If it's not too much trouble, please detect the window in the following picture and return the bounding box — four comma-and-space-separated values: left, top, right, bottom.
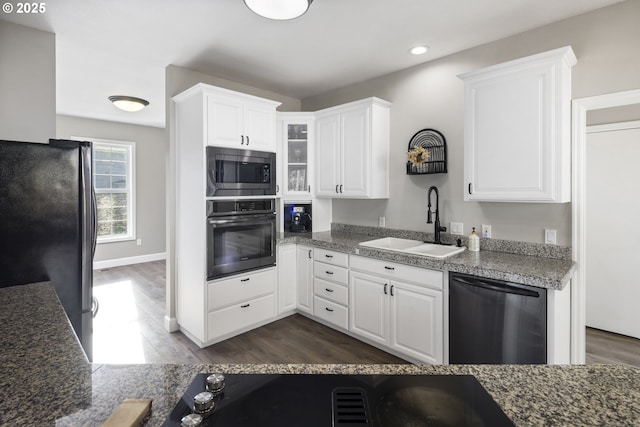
91, 138, 136, 243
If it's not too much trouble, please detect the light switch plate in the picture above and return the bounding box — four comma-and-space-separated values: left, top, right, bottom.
545, 229, 557, 245
450, 222, 464, 235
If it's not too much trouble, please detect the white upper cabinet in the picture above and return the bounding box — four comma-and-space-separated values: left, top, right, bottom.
315, 97, 391, 199
459, 46, 576, 203
278, 112, 315, 197
175, 83, 280, 153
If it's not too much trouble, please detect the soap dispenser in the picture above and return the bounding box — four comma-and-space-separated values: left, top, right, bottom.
468, 227, 480, 252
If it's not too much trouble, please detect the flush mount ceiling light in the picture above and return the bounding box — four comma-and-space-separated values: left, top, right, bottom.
410, 46, 430, 55
244, 0, 313, 20
108, 95, 149, 112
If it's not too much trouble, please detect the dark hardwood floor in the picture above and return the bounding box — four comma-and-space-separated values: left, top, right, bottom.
586, 327, 640, 368
94, 261, 640, 368
92, 261, 406, 365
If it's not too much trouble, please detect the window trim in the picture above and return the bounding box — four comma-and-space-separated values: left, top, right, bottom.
75, 136, 136, 244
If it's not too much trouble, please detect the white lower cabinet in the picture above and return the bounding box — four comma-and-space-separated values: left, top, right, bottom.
277, 244, 297, 314
296, 245, 314, 314
206, 268, 276, 343
312, 249, 349, 330
349, 256, 444, 364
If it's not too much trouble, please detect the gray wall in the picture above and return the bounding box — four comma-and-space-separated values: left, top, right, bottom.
57, 115, 166, 263
0, 20, 55, 143
301, 0, 640, 246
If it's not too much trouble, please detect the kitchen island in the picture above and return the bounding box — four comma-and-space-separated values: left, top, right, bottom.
2, 282, 639, 426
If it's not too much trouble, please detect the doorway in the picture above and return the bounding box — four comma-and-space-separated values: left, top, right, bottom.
571, 89, 640, 364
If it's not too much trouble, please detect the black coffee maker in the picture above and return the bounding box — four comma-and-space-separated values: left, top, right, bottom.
284, 203, 312, 233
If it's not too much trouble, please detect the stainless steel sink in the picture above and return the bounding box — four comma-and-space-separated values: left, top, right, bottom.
359, 237, 465, 259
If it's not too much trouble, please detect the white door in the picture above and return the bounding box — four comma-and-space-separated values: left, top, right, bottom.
244, 102, 276, 152
277, 244, 297, 313
349, 271, 388, 345
585, 123, 640, 339
389, 281, 443, 364
340, 107, 370, 197
315, 114, 341, 196
207, 95, 243, 147
296, 245, 313, 314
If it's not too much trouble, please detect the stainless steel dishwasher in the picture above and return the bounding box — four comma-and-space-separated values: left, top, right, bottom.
449, 272, 547, 364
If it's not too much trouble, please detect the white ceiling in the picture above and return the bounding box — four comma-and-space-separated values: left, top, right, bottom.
2, 0, 624, 128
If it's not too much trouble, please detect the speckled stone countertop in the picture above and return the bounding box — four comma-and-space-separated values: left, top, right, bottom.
2, 282, 640, 426
278, 228, 575, 290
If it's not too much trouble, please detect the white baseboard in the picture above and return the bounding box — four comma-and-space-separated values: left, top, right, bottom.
93, 252, 166, 270
165, 315, 179, 333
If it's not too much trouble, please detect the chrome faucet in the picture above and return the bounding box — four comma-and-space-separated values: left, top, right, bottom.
427, 186, 447, 244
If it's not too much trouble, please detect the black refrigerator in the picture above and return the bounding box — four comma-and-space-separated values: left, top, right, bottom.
0, 139, 96, 360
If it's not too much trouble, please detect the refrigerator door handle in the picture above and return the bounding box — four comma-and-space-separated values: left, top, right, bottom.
91, 297, 99, 318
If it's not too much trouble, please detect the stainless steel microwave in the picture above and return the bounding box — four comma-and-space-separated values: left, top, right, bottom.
206, 147, 276, 197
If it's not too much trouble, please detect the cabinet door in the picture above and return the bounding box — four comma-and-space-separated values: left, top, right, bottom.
244, 102, 276, 152
207, 95, 244, 147
315, 114, 341, 196
389, 281, 443, 364
282, 118, 314, 196
277, 244, 297, 314
340, 107, 370, 197
296, 245, 314, 314
349, 271, 388, 345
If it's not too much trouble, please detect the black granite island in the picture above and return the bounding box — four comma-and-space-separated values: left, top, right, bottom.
2, 282, 639, 426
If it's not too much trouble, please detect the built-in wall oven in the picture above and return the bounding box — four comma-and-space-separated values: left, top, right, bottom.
206, 199, 276, 280
206, 147, 276, 197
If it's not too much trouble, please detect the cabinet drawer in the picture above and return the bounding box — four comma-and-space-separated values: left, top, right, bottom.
313, 296, 348, 330
313, 261, 348, 285
207, 294, 275, 340
314, 277, 348, 306
208, 268, 276, 311
314, 248, 348, 267
350, 256, 443, 290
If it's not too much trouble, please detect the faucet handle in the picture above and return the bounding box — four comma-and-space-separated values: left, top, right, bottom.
426, 209, 433, 224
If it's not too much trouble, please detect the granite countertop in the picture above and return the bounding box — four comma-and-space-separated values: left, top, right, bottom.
278, 229, 575, 290
6, 282, 639, 426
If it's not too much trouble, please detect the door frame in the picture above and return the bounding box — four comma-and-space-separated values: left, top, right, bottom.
571, 88, 640, 364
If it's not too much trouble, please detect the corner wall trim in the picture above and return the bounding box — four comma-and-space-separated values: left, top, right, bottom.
93, 252, 166, 270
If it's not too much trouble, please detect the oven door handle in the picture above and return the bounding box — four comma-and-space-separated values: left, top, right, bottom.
208, 213, 275, 226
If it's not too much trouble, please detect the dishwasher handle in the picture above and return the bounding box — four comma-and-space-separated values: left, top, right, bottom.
453, 275, 541, 298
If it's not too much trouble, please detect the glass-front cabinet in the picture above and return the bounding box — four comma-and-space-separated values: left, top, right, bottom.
278, 113, 314, 197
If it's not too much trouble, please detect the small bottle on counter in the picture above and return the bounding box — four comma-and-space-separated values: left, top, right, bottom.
468, 227, 480, 252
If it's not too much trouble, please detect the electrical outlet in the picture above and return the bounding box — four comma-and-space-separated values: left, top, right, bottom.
450, 222, 464, 235
136, 239, 142, 246
378, 216, 386, 227
545, 229, 557, 245
481, 224, 492, 239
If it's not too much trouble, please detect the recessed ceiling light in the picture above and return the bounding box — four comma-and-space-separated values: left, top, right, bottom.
410, 46, 430, 55
108, 96, 149, 112
244, 0, 313, 20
